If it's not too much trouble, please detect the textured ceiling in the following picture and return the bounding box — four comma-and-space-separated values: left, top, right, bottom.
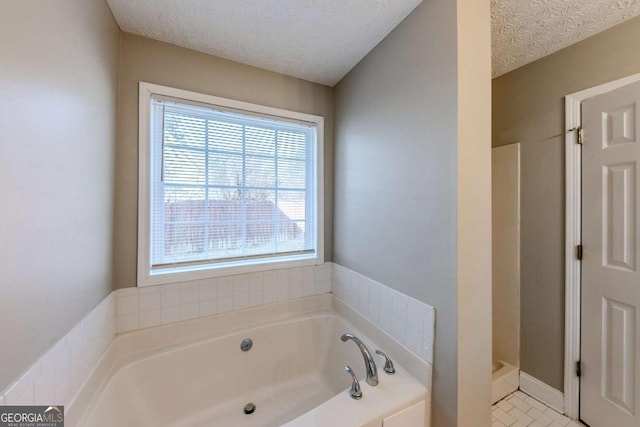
105, 0, 422, 86
492, 0, 640, 77
106, 0, 640, 83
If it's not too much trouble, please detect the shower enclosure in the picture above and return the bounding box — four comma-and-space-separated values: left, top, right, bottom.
491, 143, 521, 403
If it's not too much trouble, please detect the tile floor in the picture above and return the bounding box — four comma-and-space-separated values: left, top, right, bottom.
492, 391, 586, 427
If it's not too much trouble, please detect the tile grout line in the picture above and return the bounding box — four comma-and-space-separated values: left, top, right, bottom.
492, 390, 587, 427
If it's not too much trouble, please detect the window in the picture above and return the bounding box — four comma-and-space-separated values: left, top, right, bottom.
138, 83, 324, 286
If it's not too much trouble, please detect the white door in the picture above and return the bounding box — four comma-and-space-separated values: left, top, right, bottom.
581, 80, 640, 427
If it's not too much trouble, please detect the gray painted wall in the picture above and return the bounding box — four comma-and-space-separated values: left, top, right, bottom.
334, 1, 459, 425
114, 33, 335, 289
493, 15, 640, 391
0, 0, 119, 391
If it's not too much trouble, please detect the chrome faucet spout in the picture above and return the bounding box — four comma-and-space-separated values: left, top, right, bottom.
340, 333, 378, 386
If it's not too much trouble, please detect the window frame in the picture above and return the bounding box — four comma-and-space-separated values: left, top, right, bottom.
137, 82, 324, 287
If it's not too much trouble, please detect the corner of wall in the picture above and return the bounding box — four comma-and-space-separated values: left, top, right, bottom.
456, 0, 493, 424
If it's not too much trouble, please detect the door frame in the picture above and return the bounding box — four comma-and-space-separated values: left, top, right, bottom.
564, 71, 640, 419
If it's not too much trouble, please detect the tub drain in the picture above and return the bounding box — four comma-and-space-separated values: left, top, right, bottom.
243, 403, 256, 415
240, 338, 253, 352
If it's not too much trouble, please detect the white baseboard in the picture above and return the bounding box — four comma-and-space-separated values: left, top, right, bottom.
519, 371, 564, 413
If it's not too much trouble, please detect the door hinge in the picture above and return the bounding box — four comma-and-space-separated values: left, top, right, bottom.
576, 361, 582, 378
576, 244, 583, 260
568, 127, 583, 144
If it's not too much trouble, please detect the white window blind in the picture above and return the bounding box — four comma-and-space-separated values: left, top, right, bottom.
149, 96, 318, 270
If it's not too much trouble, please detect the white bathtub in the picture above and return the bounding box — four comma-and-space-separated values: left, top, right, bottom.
492, 360, 519, 404
68, 295, 429, 426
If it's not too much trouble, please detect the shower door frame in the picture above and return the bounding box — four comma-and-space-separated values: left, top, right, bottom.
564, 71, 640, 420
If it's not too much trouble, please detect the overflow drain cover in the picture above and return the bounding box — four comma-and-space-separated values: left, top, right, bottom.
244, 403, 256, 415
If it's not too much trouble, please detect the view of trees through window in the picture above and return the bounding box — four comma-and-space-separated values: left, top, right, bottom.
151, 103, 315, 266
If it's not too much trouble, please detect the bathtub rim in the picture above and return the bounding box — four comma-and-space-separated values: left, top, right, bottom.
67, 294, 331, 423
491, 359, 519, 404
67, 293, 431, 425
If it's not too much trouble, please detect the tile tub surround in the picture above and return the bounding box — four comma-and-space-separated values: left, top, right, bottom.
0, 263, 330, 409
68, 294, 430, 426
115, 263, 332, 333
0, 293, 115, 407
3, 261, 434, 414
331, 263, 435, 365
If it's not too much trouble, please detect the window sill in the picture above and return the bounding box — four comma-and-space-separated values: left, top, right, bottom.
137, 253, 323, 287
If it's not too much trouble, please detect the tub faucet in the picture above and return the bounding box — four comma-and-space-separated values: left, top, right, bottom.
344, 365, 362, 399
340, 333, 378, 386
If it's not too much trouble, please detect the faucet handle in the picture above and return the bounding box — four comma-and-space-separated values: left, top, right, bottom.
344, 365, 362, 399
375, 350, 396, 374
